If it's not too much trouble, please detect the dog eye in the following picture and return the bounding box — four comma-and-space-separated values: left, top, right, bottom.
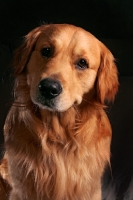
41, 47, 52, 58
76, 59, 88, 70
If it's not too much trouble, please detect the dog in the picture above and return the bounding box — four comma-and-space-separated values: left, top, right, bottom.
0, 24, 118, 200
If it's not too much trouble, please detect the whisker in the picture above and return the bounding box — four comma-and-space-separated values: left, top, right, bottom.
82, 98, 92, 104
73, 104, 81, 119
12, 102, 27, 107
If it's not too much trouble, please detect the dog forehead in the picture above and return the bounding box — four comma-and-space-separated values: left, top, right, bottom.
35, 24, 77, 47
35, 24, 99, 51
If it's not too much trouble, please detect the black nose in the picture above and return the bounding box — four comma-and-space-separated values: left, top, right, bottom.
38, 78, 62, 99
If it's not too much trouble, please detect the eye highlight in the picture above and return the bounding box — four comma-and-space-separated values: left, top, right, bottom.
76, 59, 88, 70
41, 47, 52, 58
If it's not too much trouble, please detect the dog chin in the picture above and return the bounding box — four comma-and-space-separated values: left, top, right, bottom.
32, 95, 76, 112
38, 104, 71, 112
33, 100, 71, 112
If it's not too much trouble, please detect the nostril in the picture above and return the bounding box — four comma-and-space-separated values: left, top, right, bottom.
50, 86, 60, 96
39, 78, 62, 99
38, 84, 48, 96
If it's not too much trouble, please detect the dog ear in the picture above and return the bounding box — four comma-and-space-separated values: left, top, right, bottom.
13, 26, 42, 75
96, 42, 119, 104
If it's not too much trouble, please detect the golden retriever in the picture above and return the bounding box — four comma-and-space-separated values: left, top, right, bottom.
0, 24, 118, 200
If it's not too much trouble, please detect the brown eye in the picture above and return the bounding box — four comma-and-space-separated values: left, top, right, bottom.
41, 47, 52, 58
76, 59, 88, 70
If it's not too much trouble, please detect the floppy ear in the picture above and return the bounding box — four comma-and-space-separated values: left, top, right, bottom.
13, 26, 42, 75
96, 42, 119, 104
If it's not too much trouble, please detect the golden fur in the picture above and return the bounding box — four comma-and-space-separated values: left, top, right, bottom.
0, 24, 118, 200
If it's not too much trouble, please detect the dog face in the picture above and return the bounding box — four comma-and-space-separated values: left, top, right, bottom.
14, 24, 118, 112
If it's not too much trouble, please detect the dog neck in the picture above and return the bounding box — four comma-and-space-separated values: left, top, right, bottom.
38, 106, 80, 149
33, 101, 101, 151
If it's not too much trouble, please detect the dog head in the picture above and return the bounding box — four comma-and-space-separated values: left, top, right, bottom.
13, 24, 118, 112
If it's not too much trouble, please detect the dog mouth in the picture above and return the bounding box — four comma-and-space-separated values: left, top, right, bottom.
32, 78, 82, 112
37, 97, 57, 111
